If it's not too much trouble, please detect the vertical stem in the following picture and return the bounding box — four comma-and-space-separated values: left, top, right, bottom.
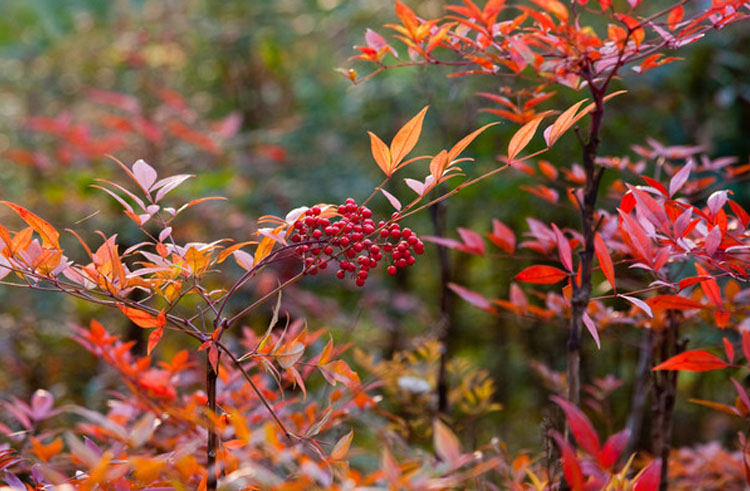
567, 86, 606, 406
206, 352, 219, 491
625, 328, 653, 458
430, 197, 453, 415
652, 312, 683, 491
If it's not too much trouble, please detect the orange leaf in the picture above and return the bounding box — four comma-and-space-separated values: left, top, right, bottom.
594, 233, 615, 293
147, 327, 164, 356
118, 305, 166, 328
544, 99, 587, 147
368, 131, 391, 175
330, 430, 354, 461
0, 201, 60, 249
446, 122, 499, 163
667, 5, 684, 30
390, 106, 429, 170
31, 436, 63, 462
653, 350, 729, 372
514, 265, 568, 284
508, 115, 544, 161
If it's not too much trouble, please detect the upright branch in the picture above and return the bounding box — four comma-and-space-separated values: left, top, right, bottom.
568, 82, 606, 405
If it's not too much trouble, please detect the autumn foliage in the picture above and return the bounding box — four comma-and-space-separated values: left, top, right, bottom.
1, 0, 750, 489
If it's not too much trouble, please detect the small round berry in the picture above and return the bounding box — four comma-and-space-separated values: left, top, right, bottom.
380, 229, 389, 238
353, 242, 364, 252
340, 237, 350, 247
396, 258, 407, 268
390, 229, 401, 239
387, 265, 397, 275
311, 206, 321, 215
291, 234, 301, 242
324, 246, 334, 255
355, 278, 365, 287
358, 271, 369, 280
319, 261, 328, 270
369, 245, 380, 254
407, 256, 416, 265
312, 229, 322, 239
337, 270, 346, 279
361, 208, 372, 219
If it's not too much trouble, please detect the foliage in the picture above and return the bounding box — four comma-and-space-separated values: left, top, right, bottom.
0, 0, 749, 489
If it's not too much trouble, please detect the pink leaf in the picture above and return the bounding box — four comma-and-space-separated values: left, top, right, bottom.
448, 283, 497, 313
132, 159, 158, 192
582, 312, 601, 349
620, 294, 653, 318
669, 160, 692, 197
380, 188, 402, 211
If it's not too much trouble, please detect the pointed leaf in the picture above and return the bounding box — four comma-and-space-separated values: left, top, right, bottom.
433, 419, 461, 464
0, 202, 60, 249
368, 131, 391, 175
620, 294, 653, 318
390, 106, 429, 169
551, 396, 600, 457
544, 99, 587, 146
653, 350, 729, 372
514, 265, 568, 284
448, 283, 497, 313
594, 232, 615, 293
147, 327, 163, 356
582, 312, 601, 349
508, 115, 544, 161
117, 305, 166, 328
330, 430, 354, 461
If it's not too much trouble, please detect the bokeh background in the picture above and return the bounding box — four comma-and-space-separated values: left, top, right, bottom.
0, 0, 748, 459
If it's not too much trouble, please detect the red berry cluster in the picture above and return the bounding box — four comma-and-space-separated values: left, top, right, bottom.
290, 198, 424, 286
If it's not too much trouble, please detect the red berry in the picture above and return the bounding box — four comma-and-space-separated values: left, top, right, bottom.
324, 246, 333, 255
337, 270, 345, 279
355, 278, 365, 287
387, 265, 397, 275
396, 258, 407, 268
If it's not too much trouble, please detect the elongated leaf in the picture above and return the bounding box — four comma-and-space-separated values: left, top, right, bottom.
633, 459, 661, 491
582, 312, 601, 350
448, 283, 497, 313
544, 99, 587, 147
598, 429, 629, 469
433, 419, 461, 465
330, 430, 354, 461
508, 115, 544, 161
653, 350, 729, 372
147, 327, 163, 356
446, 122, 499, 163
0, 202, 60, 249
550, 431, 584, 491
594, 232, 615, 293
620, 294, 653, 318
514, 265, 568, 284
117, 305, 166, 328
551, 396, 600, 457
368, 131, 391, 175
552, 224, 572, 272
390, 106, 429, 169
487, 218, 515, 253
646, 295, 704, 311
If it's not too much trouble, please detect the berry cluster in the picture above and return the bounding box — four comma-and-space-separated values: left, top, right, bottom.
290, 198, 424, 286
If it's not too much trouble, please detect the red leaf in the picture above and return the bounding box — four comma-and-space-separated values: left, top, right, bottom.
514, 265, 568, 284
633, 459, 662, 491
448, 283, 497, 313
732, 378, 750, 413
695, 263, 722, 307
487, 218, 515, 254
598, 429, 629, 469
724, 337, 735, 364
551, 396, 600, 457
550, 431, 584, 491
594, 232, 615, 293
646, 295, 704, 311
457, 227, 485, 255
743, 331, 750, 363
653, 350, 729, 372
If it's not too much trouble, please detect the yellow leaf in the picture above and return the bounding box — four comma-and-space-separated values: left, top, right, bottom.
508, 115, 544, 161
390, 106, 429, 171
185, 246, 209, 276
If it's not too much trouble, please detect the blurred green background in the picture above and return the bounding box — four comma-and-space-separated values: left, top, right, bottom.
0, 0, 748, 457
